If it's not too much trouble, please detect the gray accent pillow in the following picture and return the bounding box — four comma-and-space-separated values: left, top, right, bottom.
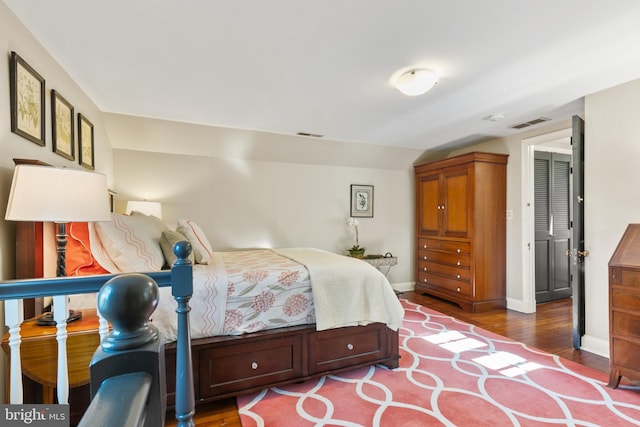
160, 229, 195, 266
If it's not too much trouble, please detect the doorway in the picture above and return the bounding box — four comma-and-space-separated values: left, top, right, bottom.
534, 151, 572, 303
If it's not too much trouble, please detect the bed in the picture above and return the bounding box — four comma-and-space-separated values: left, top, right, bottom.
52, 211, 403, 407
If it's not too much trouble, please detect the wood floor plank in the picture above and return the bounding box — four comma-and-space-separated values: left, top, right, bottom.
166, 291, 608, 426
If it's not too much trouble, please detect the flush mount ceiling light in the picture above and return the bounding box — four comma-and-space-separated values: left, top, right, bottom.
394, 68, 439, 96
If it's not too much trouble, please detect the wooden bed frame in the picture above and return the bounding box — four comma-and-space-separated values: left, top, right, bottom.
15, 220, 400, 411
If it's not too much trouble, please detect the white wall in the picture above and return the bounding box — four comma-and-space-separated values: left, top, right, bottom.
0, 2, 114, 402
582, 78, 640, 356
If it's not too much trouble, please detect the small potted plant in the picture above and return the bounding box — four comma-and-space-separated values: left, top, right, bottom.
347, 217, 365, 258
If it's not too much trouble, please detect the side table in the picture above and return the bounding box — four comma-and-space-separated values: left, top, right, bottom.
1, 309, 101, 423
363, 256, 397, 278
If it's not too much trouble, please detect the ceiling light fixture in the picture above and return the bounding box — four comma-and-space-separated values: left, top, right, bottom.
394, 68, 439, 96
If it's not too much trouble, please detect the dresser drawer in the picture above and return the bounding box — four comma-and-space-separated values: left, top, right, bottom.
309, 324, 386, 374
620, 269, 640, 288
418, 238, 470, 254
418, 262, 470, 281
612, 311, 640, 338
611, 289, 640, 311
418, 249, 470, 268
199, 335, 303, 398
417, 272, 471, 296
611, 337, 640, 370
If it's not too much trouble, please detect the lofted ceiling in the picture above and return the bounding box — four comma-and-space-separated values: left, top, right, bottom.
5, 0, 640, 151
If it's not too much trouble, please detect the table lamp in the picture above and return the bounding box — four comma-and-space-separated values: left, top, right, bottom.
5, 164, 112, 324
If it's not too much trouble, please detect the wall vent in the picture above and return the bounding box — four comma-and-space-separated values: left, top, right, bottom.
296, 132, 324, 138
510, 117, 551, 130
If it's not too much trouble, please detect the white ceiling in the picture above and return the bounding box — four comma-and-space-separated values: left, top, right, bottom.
6, 0, 640, 151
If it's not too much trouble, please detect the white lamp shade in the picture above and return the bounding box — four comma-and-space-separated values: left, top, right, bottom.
5, 165, 111, 222
126, 200, 162, 219
395, 68, 439, 96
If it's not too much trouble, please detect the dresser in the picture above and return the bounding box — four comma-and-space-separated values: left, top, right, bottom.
608, 224, 640, 388
414, 152, 508, 312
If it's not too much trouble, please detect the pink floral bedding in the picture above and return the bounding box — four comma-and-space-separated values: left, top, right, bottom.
220, 249, 315, 335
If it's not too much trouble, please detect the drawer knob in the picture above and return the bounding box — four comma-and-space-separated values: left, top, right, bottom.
457, 248, 461, 253
457, 261, 461, 266
423, 256, 427, 260
423, 244, 427, 249
423, 267, 427, 271
251, 362, 258, 370
347, 343, 354, 350
457, 287, 461, 292
424, 278, 427, 282
457, 274, 461, 279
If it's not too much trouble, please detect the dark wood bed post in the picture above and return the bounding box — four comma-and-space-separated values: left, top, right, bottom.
171, 241, 195, 426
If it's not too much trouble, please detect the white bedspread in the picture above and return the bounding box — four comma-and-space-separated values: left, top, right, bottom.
274, 248, 404, 331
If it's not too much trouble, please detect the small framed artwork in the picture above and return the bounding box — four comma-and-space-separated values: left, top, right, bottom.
9, 51, 46, 146
350, 184, 374, 218
78, 113, 95, 170
51, 90, 75, 160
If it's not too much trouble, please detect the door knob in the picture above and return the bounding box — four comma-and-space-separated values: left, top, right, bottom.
578, 250, 589, 257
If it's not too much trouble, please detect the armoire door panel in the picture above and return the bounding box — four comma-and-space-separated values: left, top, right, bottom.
442, 169, 469, 237
418, 174, 441, 236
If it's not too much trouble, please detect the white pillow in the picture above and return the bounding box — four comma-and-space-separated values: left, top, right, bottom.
176, 219, 213, 264
94, 212, 168, 272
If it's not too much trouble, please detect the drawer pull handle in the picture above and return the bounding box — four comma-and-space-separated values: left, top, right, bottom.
347, 343, 354, 350
251, 362, 258, 370
457, 274, 461, 279
457, 287, 461, 292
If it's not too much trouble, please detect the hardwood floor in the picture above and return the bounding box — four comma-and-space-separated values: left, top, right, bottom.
165, 291, 609, 426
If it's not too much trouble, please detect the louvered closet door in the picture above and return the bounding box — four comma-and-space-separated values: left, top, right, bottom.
534, 151, 572, 303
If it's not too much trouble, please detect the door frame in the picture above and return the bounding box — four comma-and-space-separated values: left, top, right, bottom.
521, 128, 572, 313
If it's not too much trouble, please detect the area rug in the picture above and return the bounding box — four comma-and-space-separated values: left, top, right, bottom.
237, 299, 640, 426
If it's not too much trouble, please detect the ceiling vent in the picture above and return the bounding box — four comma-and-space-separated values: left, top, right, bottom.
510, 117, 551, 130
296, 132, 324, 138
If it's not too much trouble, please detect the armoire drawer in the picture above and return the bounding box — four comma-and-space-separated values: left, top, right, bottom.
418, 238, 470, 254
418, 249, 470, 268
418, 261, 470, 281
309, 324, 386, 374
417, 272, 471, 296
199, 335, 303, 398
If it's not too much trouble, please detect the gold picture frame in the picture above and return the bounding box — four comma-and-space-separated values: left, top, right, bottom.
78, 113, 95, 170
51, 90, 75, 161
9, 51, 46, 146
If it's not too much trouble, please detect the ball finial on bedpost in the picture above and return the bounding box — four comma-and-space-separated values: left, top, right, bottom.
173, 240, 193, 265
97, 273, 160, 351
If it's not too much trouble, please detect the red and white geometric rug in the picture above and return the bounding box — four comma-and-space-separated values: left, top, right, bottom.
237, 299, 640, 426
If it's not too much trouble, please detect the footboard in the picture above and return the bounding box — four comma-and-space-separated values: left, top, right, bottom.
164, 322, 400, 406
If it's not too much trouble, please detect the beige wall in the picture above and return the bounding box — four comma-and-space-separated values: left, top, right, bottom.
0, 3, 114, 402
108, 113, 425, 291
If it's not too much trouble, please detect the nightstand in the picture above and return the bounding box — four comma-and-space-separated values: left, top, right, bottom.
1, 309, 101, 423
363, 256, 397, 278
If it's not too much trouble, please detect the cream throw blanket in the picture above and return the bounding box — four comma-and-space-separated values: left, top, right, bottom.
274, 248, 404, 331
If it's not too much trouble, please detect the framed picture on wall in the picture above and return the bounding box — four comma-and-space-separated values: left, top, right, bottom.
51, 90, 75, 160
78, 113, 95, 170
350, 184, 374, 218
9, 51, 46, 146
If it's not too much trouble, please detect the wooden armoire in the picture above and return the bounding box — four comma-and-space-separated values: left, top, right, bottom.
414, 152, 508, 312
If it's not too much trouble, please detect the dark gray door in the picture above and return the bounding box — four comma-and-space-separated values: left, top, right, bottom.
534, 151, 572, 303
571, 115, 586, 349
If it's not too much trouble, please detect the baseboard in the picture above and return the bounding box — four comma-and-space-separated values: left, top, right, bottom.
506, 297, 535, 314
392, 281, 414, 293
580, 334, 610, 359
